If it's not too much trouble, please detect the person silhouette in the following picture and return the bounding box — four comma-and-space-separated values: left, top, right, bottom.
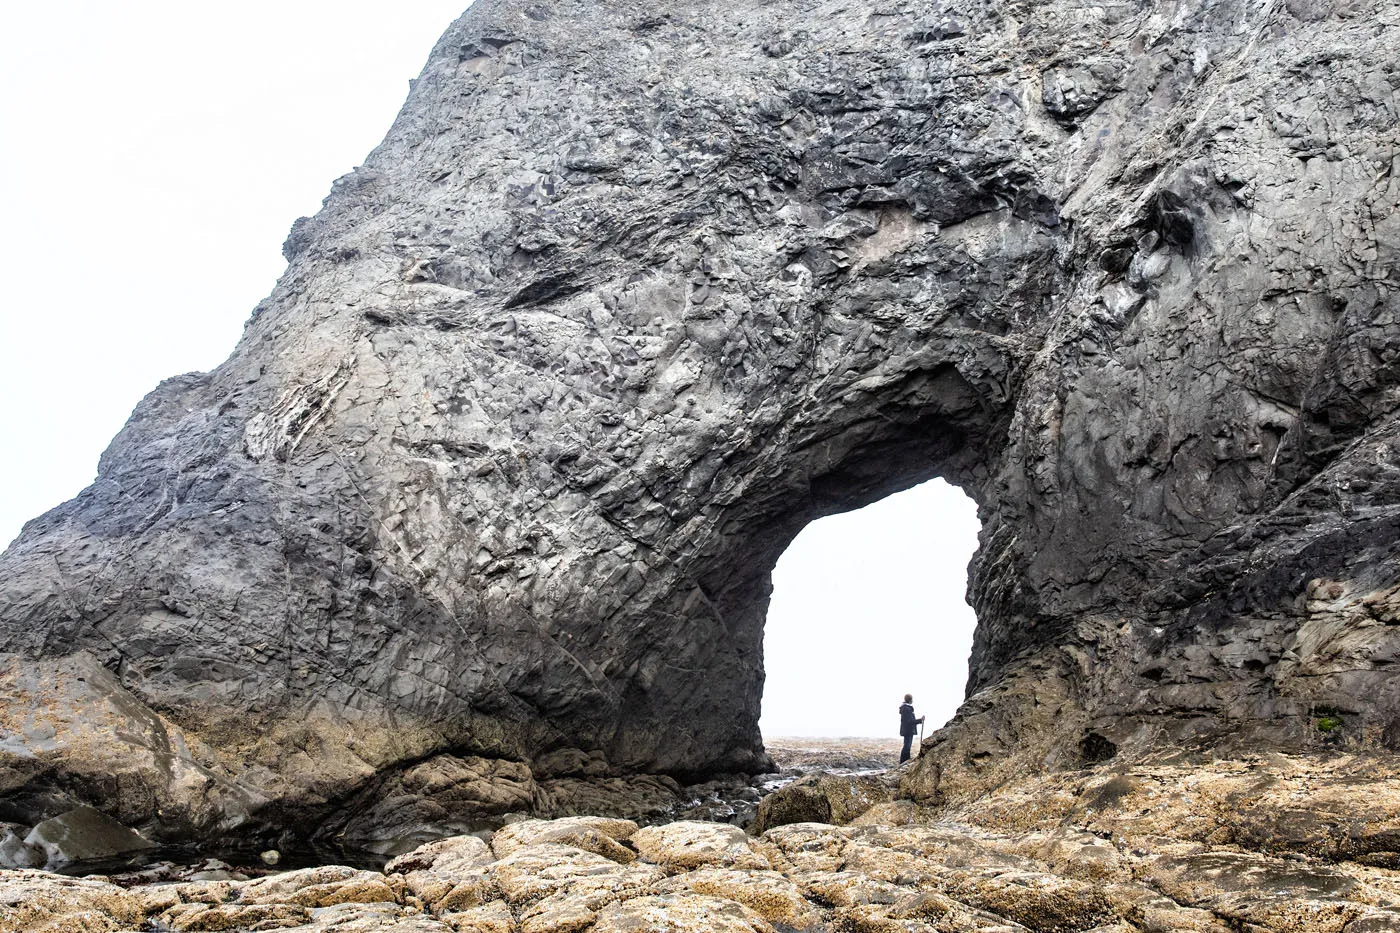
898, 693, 925, 763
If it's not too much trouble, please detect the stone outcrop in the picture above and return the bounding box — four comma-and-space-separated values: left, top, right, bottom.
19, 807, 155, 870
10, 753, 1400, 933
0, 0, 1398, 840
752, 773, 895, 835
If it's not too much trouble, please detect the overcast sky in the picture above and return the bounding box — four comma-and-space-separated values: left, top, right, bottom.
761, 479, 980, 739
0, 1, 981, 742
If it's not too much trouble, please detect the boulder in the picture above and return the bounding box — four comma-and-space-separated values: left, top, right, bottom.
590, 895, 775, 933
514, 864, 664, 933
758, 823, 848, 873
23, 806, 154, 868
490, 817, 638, 863
847, 825, 1034, 873
0, 870, 143, 933
439, 901, 515, 933
632, 821, 771, 871
929, 868, 1120, 933
282, 902, 457, 933
387, 835, 496, 877
792, 870, 905, 909
518, 899, 592, 933
751, 774, 891, 834
832, 893, 1023, 933
997, 830, 1130, 884
3, 752, 1399, 933
653, 868, 822, 929
0, 821, 41, 869
847, 801, 926, 829
1346, 911, 1400, 933
399, 868, 498, 915
237, 865, 400, 908
159, 902, 311, 931
489, 843, 635, 905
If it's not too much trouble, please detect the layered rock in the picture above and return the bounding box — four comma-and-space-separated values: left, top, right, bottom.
1, 0, 1398, 839
11, 754, 1400, 933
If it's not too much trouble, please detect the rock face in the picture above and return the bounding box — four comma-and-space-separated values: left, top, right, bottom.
0, 0, 1398, 838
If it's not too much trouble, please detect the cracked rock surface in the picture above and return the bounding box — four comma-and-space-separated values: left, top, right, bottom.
0, 0, 1398, 839
10, 754, 1400, 933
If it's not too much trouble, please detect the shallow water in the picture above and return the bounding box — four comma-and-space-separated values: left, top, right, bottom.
54, 839, 392, 882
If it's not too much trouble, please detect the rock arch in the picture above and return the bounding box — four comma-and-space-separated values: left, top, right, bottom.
2, 0, 1398, 840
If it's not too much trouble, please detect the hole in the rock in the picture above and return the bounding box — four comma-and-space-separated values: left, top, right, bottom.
759, 478, 980, 744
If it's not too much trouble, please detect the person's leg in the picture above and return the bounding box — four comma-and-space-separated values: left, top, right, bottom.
900, 732, 913, 763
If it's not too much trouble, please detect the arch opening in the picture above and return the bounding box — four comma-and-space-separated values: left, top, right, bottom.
758, 478, 981, 745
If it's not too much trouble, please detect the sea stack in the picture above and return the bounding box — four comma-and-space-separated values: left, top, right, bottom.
1, 0, 1398, 847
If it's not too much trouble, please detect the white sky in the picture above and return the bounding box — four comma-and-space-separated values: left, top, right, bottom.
0, 2, 982, 741
760, 479, 980, 740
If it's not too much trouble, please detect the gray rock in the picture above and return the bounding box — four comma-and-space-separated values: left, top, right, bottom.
752, 773, 891, 834
0, 0, 1398, 842
0, 822, 42, 869
24, 807, 154, 868
333, 754, 537, 854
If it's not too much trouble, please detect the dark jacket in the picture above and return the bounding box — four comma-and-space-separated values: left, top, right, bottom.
899, 702, 918, 737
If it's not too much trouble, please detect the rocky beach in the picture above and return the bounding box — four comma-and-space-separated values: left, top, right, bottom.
10, 743, 1400, 932
3, 0, 1400, 926
0, 739, 890, 876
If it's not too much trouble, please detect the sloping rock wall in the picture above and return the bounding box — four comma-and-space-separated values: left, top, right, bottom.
0, 0, 1398, 839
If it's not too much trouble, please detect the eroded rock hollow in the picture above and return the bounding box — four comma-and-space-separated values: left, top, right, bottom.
1, 0, 1397, 844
